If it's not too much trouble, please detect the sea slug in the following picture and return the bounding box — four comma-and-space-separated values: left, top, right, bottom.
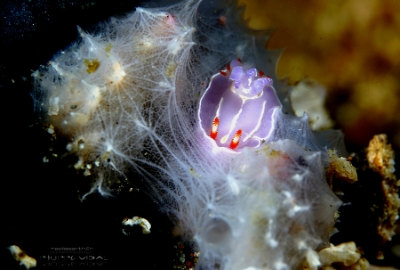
199, 58, 281, 151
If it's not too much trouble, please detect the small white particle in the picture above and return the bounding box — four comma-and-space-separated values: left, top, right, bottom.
8, 245, 37, 269
122, 216, 151, 234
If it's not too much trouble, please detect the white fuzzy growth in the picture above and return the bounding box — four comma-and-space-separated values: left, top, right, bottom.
185, 138, 340, 270
32, 1, 199, 189
32, 0, 342, 269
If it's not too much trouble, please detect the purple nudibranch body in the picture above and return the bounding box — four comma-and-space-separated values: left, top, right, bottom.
199, 59, 281, 151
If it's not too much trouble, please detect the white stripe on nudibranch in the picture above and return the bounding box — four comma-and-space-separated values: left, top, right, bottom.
215, 97, 224, 118
223, 106, 243, 145
243, 100, 267, 142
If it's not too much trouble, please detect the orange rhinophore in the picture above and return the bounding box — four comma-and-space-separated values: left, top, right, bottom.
229, 129, 242, 149
210, 117, 219, 139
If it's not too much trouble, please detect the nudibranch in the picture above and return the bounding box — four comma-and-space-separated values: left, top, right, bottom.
199, 59, 281, 151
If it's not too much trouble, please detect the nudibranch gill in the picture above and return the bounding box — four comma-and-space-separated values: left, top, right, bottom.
199, 59, 282, 151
